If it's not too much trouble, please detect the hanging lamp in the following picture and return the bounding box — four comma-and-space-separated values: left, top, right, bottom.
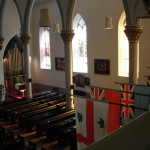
39, 0, 52, 27
105, 0, 113, 29
53, 23, 60, 32
105, 16, 113, 29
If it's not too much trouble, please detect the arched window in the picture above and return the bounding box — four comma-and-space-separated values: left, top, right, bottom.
39, 27, 51, 69
72, 13, 87, 73
118, 12, 129, 77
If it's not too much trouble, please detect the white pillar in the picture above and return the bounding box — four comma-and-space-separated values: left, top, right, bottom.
20, 34, 32, 99
60, 30, 75, 111
124, 25, 142, 84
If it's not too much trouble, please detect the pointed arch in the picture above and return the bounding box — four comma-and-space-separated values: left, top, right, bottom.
118, 12, 129, 77
72, 13, 87, 73
3, 35, 23, 77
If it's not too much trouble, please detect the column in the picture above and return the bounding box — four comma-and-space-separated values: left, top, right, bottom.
20, 34, 32, 99
0, 36, 4, 50
60, 30, 75, 111
124, 25, 142, 84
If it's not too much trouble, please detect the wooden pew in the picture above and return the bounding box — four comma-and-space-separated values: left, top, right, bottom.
7, 96, 66, 122
0, 125, 5, 134
18, 144, 36, 150
36, 110, 75, 136
0, 136, 25, 150
0, 92, 62, 120
0, 92, 58, 110
0, 91, 77, 150
0, 132, 14, 145
46, 116, 76, 140
26, 104, 66, 131
32, 91, 51, 98
0, 90, 50, 108
0, 98, 22, 107
57, 125, 77, 150
18, 101, 67, 128
3, 91, 51, 105
0, 93, 58, 119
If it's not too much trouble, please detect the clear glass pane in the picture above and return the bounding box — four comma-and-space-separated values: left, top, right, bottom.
73, 15, 87, 73
118, 13, 129, 77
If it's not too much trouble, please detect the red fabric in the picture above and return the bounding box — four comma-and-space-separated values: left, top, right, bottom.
9, 91, 38, 99
77, 100, 95, 145
89, 88, 105, 100
104, 90, 121, 134
120, 84, 135, 118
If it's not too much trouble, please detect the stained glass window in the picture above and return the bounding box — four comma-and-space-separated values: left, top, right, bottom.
39, 27, 51, 69
73, 14, 87, 73
118, 12, 129, 77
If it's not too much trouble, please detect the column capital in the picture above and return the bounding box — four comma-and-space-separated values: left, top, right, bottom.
60, 30, 75, 44
20, 34, 31, 45
0, 36, 4, 50
124, 25, 142, 43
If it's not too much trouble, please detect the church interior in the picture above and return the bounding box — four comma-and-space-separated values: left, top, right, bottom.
0, 0, 150, 150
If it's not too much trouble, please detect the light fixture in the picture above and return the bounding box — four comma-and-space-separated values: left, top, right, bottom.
105, 0, 113, 29
105, 16, 113, 29
53, 23, 60, 32
39, 0, 52, 27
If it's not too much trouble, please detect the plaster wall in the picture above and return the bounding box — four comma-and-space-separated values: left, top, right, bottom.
31, 0, 150, 92
138, 19, 150, 84
31, 1, 65, 88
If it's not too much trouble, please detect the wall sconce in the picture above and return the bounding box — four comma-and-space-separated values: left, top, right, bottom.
39, 0, 52, 27
105, 16, 113, 29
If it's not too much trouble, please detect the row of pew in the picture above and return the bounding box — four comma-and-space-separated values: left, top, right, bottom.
0, 91, 77, 150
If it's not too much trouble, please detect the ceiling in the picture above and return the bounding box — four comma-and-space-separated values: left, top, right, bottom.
34, 0, 55, 5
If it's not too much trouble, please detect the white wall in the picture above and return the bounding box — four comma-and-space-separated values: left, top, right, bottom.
74, 0, 125, 91
0, 0, 21, 85
31, 0, 150, 92
31, 1, 65, 88
139, 19, 150, 84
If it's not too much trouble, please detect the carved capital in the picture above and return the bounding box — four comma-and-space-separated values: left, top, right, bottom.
20, 34, 31, 45
124, 26, 142, 43
0, 37, 4, 51
60, 30, 75, 44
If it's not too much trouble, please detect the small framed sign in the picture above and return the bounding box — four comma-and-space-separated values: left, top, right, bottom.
55, 57, 65, 71
75, 74, 85, 87
85, 77, 90, 86
94, 59, 110, 75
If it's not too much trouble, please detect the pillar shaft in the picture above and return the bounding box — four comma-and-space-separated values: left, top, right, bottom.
20, 34, 32, 99
124, 25, 142, 84
60, 30, 75, 111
